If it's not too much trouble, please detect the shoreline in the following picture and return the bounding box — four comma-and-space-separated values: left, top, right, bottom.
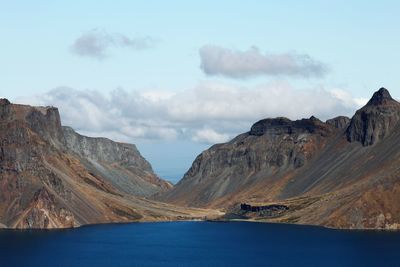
1, 218, 399, 232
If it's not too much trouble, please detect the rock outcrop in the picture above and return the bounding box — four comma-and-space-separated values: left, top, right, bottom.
159, 88, 400, 230
62, 126, 171, 196
0, 99, 215, 229
346, 88, 400, 146
160, 116, 336, 207
3, 87, 400, 230
326, 116, 350, 129
249, 116, 331, 137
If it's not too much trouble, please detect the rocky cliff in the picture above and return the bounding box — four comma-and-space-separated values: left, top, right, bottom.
0, 100, 215, 229
346, 88, 400, 146
63, 126, 171, 196
159, 88, 400, 230
160, 116, 337, 207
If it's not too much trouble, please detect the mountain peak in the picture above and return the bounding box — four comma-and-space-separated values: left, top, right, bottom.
249, 116, 329, 137
366, 87, 395, 106
0, 98, 10, 106
346, 87, 400, 146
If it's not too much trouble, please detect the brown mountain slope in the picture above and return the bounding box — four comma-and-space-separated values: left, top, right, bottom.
159, 88, 400, 229
0, 99, 218, 229
62, 126, 172, 197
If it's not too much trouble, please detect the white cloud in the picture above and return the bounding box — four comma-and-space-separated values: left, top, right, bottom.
200, 45, 328, 79
16, 82, 364, 145
354, 98, 369, 107
331, 89, 370, 108
192, 128, 230, 144
71, 29, 156, 59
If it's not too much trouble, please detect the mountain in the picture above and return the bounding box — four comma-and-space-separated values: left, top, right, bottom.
62, 126, 172, 197
159, 88, 400, 229
0, 99, 217, 229
346, 88, 400, 146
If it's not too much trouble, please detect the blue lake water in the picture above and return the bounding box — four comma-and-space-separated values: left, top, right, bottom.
1, 221, 399, 267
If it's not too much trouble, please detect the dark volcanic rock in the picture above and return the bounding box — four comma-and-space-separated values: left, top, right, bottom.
326, 116, 350, 129
0, 98, 10, 105
346, 88, 400, 146
0, 100, 177, 229
240, 203, 289, 213
160, 116, 337, 206
250, 116, 330, 137
160, 88, 400, 229
366, 87, 395, 106
0, 99, 11, 120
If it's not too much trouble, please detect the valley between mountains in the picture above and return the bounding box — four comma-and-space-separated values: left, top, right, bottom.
1, 88, 399, 230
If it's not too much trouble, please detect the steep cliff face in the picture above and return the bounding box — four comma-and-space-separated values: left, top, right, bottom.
346, 88, 400, 146
326, 116, 350, 129
63, 126, 152, 170
160, 116, 338, 207
160, 88, 400, 229
0, 100, 73, 228
62, 126, 171, 196
249, 116, 331, 137
0, 100, 212, 229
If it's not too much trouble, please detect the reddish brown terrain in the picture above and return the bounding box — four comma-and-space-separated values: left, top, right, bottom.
160, 88, 400, 230
0, 99, 219, 229
2, 87, 399, 230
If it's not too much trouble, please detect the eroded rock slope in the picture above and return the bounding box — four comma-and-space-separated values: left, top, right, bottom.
0, 100, 214, 229
160, 88, 400, 229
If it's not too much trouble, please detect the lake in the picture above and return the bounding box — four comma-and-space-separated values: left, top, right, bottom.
0, 221, 399, 267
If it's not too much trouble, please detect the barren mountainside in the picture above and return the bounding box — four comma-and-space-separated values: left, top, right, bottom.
0, 99, 216, 229
1, 87, 399, 230
62, 126, 172, 197
160, 88, 400, 230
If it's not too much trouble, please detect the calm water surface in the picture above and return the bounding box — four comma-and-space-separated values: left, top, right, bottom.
0, 221, 399, 267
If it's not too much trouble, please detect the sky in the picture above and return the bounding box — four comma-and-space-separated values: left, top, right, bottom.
1, 1, 400, 182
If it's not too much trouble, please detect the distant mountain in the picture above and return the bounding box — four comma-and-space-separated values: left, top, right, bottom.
62, 126, 172, 197
159, 88, 400, 230
0, 99, 216, 229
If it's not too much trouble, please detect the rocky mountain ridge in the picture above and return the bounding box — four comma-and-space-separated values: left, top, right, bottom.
159, 88, 400, 230
2, 87, 400, 230
346, 88, 400, 146
0, 99, 216, 229
62, 126, 172, 196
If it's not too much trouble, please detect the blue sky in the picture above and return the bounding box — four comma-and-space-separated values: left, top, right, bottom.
1, 1, 400, 182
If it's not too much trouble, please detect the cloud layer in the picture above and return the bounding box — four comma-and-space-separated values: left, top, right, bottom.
200, 45, 328, 79
18, 82, 365, 144
71, 29, 156, 59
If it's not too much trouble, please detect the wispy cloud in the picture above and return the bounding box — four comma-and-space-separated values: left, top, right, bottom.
192, 128, 230, 144
71, 29, 156, 59
17, 82, 363, 145
200, 45, 328, 79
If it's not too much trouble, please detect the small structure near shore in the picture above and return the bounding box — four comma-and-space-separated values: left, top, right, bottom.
240, 203, 289, 217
